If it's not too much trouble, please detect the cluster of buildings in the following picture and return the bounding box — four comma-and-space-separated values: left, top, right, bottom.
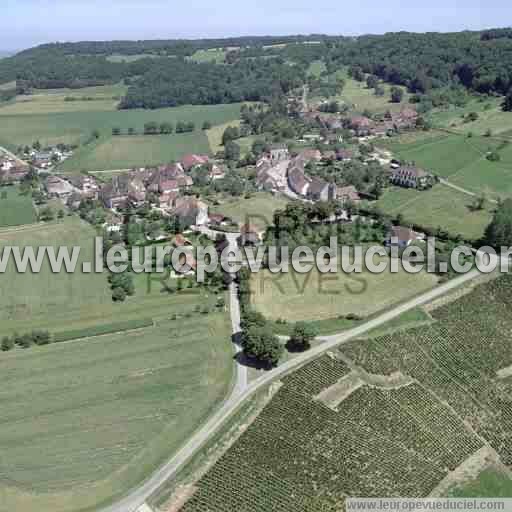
0, 153, 29, 184
347, 108, 419, 137
255, 145, 361, 204
45, 153, 217, 227
29, 147, 74, 171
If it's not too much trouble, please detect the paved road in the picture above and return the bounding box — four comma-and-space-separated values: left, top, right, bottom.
99, 259, 492, 512
438, 178, 498, 204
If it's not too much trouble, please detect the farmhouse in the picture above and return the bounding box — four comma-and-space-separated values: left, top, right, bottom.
288, 165, 310, 196
100, 174, 147, 209
46, 176, 77, 200
269, 144, 289, 163
299, 149, 322, 162
386, 225, 425, 248
307, 178, 336, 202
348, 116, 374, 136
390, 165, 431, 189
337, 185, 361, 205
172, 196, 209, 227
66, 175, 99, 199
240, 224, 261, 246
181, 154, 210, 172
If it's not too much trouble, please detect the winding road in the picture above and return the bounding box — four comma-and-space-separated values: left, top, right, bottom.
100, 250, 496, 512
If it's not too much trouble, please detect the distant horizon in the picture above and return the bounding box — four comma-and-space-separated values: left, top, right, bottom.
2, 25, 511, 54
2, 0, 507, 53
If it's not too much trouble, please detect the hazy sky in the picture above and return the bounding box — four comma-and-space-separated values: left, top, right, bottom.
1, 0, 507, 51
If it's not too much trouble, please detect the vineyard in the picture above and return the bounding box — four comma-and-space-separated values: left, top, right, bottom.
180, 348, 483, 511
343, 273, 512, 466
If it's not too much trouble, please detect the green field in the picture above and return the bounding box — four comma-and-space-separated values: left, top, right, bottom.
0, 84, 128, 115
180, 273, 512, 511
431, 97, 512, 137
0, 312, 234, 512
380, 130, 512, 200
106, 54, 163, 63
59, 132, 211, 172
448, 468, 512, 497
307, 59, 327, 78
376, 184, 493, 240
250, 264, 439, 323
326, 71, 410, 114
211, 192, 289, 230
0, 185, 37, 226
0, 218, 222, 336
0, 102, 242, 151
189, 48, 226, 64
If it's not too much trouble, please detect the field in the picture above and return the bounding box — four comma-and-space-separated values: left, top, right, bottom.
206, 120, 242, 154
376, 184, 493, 241
0, 312, 234, 512
0, 185, 37, 226
448, 468, 512, 497
431, 97, 512, 137
250, 264, 439, 323
326, 70, 410, 114
381, 127, 512, 200
0, 84, 128, 115
0, 217, 222, 336
189, 49, 226, 64
59, 132, 211, 172
0, 102, 242, 152
307, 59, 327, 78
211, 192, 289, 230
106, 53, 163, 63
177, 273, 512, 510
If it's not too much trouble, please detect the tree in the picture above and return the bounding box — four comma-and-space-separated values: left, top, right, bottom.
112, 286, 127, 302
39, 206, 55, 221
242, 325, 283, 368
472, 192, 487, 211
374, 85, 385, 97
222, 126, 240, 146
144, 121, 159, 135
483, 198, 512, 247
466, 111, 479, 122
287, 322, 318, 352
1, 336, 14, 351
57, 210, 65, 220
390, 86, 404, 103
159, 122, 174, 134
224, 140, 241, 161
91, 129, 101, 140
128, 127, 136, 135
502, 89, 512, 112
32, 140, 41, 151
366, 75, 378, 89
112, 127, 121, 136
202, 120, 212, 130
487, 151, 501, 162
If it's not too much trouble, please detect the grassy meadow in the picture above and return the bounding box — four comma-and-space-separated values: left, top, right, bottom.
0, 217, 224, 336
380, 130, 512, 200
448, 468, 512, 497
324, 70, 410, 114
0, 97, 241, 161
59, 132, 211, 172
189, 48, 226, 64
0, 312, 234, 512
206, 120, 242, 154
211, 192, 289, 230
0, 185, 37, 226
0, 84, 128, 116
376, 185, 493, 241
250, 264, 439, 323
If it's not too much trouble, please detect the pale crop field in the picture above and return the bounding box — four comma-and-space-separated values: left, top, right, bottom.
0, 312, 234, 512
250, 264, 439, 322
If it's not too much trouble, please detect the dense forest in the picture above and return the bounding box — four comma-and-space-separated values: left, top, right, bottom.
119, 58, 305, 109
2, 28, 512, 108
